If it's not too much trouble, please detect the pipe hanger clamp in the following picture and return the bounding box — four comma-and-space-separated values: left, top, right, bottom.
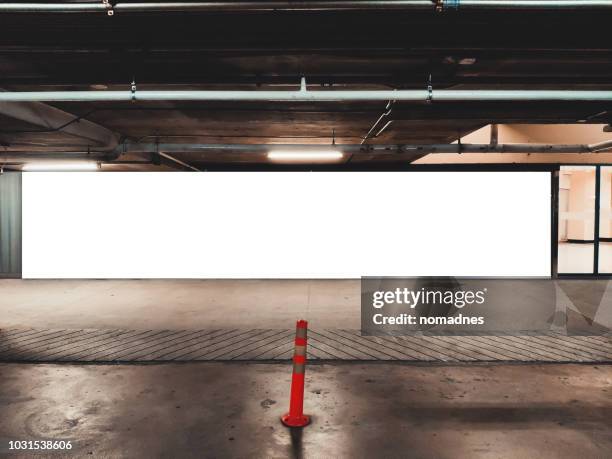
435, 0, 460, 12
102, 0, 114, 15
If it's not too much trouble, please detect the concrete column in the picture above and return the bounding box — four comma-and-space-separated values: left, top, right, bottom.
0, 171, 22, 278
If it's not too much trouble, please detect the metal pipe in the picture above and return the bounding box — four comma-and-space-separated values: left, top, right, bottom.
3, 139, 612, 164
587, 140, 612, 152
434, 90, 612, 101
0, 153, 111, 162
455, 1, 612, 10
0, 89, 425, 102
2, 89, 612, 103
2, 1, 612, 13
0, 3, 108, 13
0, 2, 432, 14
123, 142, 612, 154
115, 1, 434, 12
0, 1, 433, 13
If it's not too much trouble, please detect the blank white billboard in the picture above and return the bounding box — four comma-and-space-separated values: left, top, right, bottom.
22, 172, 551, 278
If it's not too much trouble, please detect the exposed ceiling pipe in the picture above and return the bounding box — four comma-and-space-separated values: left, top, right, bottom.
0, 3, 108, 13
2, 88, 612, 103
0, 152, 112, 162
3, 140, 612, 165
0, 152, 187, 171
450, 1, 612, 10
2, 1, 612, 14
0, 152, 199, 171
0, 1, 431, 14
588, 139, 612, 152
123, 141, 612, 154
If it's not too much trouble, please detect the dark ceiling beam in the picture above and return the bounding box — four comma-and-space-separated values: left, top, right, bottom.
6, 77, 612, 89
390, 103, 612, 123
1, 10, 611, 46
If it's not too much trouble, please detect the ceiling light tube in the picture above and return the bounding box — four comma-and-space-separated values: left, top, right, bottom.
22, 162, 100, 172
267, 150, 344, 162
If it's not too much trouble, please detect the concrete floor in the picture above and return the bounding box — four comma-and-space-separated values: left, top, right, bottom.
0, 363, 610, 458
2, 278, 610, 334
0, 279, 359, 330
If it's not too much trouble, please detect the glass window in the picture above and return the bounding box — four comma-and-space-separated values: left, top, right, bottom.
558, 166, 595, 273
599, 167, 612, 273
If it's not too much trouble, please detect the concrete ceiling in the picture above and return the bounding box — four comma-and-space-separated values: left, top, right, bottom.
1, 7, 612, 169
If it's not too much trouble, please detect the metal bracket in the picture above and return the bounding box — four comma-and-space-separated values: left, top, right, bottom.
426, 75, 433, 103
489, 124, 499, 147
360, 99, 395, 145
384, 99, 394, 116
300, 76, 307, 92
153, 137, 161, 165
131, 79, 137, 102
102, 0, 114, 16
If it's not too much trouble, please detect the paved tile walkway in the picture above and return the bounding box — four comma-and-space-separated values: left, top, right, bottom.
1, 328, 610, 362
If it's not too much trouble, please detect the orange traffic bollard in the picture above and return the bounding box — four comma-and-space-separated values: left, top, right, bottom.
281, 319, 311, 428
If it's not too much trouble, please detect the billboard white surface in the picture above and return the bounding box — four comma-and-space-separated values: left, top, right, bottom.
22, 172, 551, 278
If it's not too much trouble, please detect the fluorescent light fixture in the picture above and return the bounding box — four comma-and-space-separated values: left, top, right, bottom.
267, 150, 344, 162
22, 162, 100, 172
